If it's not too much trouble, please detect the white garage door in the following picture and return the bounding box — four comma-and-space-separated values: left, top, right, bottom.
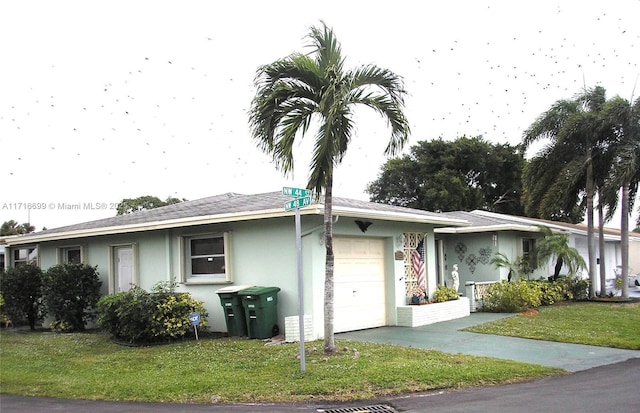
333, 237, 386, 333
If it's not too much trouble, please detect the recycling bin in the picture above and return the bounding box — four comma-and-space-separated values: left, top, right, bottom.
216, 285, 253, 337
238, 286, 281, 339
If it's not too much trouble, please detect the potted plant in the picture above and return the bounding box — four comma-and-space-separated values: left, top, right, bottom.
410, 285, 426, 305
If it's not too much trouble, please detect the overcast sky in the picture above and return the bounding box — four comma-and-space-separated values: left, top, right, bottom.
1, 0, 639, 231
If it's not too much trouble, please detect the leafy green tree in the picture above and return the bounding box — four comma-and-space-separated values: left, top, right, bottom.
116, 195, 186, 215
1, 220, 35, 236
367, 136, 525, 214
249, 22, 410, 354
532, 226, 586, 280
523, 86, 610, 298
0, 264, 45, 330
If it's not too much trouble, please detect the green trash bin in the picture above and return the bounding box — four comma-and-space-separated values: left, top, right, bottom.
216, 285, 253, 337
238, 286, 281, 339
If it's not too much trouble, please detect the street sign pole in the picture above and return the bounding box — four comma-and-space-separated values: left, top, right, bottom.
295, 206, 306, 373
284, 186, 309, 373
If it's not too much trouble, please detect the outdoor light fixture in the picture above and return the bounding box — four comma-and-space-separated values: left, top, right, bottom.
492, 233, 498, 246
355, 220, 373, 233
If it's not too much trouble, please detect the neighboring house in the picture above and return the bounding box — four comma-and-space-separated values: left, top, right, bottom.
0, 191, 467, 338
436, 210, 638, 293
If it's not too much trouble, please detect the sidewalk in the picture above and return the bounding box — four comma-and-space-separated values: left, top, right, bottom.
337, 312, 640, 372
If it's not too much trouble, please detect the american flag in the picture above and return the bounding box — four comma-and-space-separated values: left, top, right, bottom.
412, 239, 425, 291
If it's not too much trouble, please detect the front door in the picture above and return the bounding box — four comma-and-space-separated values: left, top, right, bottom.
115, 246, 133, 292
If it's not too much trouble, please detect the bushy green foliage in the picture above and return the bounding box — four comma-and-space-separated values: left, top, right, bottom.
42, 263, 102, 332
484, 276, 590, 313
0, 293, 10, 325
0, 265, 45, 329
533, 280, 566, 306
554, 276, 589, 301
484, 280, 542, 312
433, 285, 460, 303
96, 281, 208, 344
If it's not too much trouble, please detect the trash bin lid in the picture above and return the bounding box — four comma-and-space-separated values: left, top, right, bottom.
216, 285, 254, 294
238, 286, 281, 296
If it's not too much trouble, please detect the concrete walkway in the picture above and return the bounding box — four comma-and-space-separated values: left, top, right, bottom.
338, 312, 640, 372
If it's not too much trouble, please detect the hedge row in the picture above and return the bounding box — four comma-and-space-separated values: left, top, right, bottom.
483, 277, 590, 313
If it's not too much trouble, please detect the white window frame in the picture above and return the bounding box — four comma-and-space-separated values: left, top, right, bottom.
57, 245, 86, 264
12, 245, 39, 267
181, 232, 232, 284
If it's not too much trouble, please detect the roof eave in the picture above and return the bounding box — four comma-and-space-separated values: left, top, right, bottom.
3, 207, 324, 246
435, 223, 545, 234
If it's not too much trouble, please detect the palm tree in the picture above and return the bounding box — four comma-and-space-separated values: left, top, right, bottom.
249, 22, 410, 354
600, 94, 640, 298
523, 86, 608, 298
532, 226, 587, 280
490, 252, 521, 281
0, 220, 35, 236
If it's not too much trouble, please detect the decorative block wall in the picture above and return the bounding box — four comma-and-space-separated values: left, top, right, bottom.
396, 297, 470, 327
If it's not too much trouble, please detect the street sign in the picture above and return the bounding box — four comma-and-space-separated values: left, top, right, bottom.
283, 187, 312, 198
284, 196, 311, 211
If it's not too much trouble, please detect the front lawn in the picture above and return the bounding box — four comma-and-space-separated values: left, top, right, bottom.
0, 332, 562, 404
465, 301, 640, 349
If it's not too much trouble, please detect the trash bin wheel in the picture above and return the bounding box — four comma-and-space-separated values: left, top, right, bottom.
272, 324, 280, 337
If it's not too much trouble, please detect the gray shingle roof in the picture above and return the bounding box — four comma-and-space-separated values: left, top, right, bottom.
6, 191, 463, 242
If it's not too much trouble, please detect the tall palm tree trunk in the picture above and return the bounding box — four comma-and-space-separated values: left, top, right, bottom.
323, 174, 336, 354
598, 196, 607, 297
586, 150, 597, 298
621, 184, 630, 298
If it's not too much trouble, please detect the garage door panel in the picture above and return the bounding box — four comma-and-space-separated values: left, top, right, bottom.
333, 237, 386, 333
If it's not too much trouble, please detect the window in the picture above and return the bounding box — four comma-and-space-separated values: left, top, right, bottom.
184, 233, 231, 283
13, 246, 38, 267
521, 238, 535, 259
59, 246, 83, 264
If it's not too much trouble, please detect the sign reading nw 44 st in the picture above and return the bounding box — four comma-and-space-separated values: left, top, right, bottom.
282, 187, 312, 198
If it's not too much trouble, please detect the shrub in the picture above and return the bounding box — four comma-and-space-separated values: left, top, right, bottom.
0, 265, 45, 329
42, 263, 102, 332
433, 285, 460, 303
533, 280, 565, 306
484, 280, 542, 312
96, 281, 208, 344
0, 293, 10, 326
553, 276, 590, 301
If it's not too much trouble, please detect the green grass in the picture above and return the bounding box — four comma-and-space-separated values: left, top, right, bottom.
0, 332, 562, 403
465, 302, 640, 349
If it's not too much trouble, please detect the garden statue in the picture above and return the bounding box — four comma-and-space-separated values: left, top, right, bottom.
451, 264, 460, 292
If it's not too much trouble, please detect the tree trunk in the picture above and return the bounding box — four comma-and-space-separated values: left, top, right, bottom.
586, 149, 597, 298
621, 184, 630, 299
323, 175, 336, 354
553, 257, 563, 280
598, 196, 607, 297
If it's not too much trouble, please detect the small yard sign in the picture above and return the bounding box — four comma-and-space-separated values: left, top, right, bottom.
188, 312, 200, 340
